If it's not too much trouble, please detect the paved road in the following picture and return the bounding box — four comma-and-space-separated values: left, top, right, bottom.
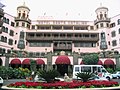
3, 79, 26, 86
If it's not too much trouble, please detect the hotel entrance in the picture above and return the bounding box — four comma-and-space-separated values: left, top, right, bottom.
57, 64, 68, 76
54, 54, 71, 76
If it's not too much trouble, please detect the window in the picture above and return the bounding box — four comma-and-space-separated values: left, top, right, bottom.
20, 31, 25, 39
104, 13, 107, 18
81, 66, 91, 72
6, 19, 9, 24
11, 22, 15, 27
108, 41, 110, 45
101, 32, 105, 39
1, 36, 4, 42
32, 25, 35, 29
3, 17, 6, 23
4, 37, 7, 43
111, 31, 116, 37
119, 28, 120, 34
15, 40, 17, 44
96, 25, 98, 29
1, 36, 7, 43
100, 23, 103, 27
0, 48, 6, 54
16, 22, 19, 26
100, 13, 103, 19
22, 22, 25, 27
75, 67, 79, 72
18, 12, 21, 17
106, 23, 109, 27
9, 30, 14, 36
5, 27, 8, 33
110, 23, 115, 28
90, 26, 94, 30
118, 19, 120, 25
2, 26, 5, 32
27, 24, 30, 28
8, 39, 13, 45
112, 40, 117, 46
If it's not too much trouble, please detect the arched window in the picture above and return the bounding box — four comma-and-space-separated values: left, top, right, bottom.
18, 11, 21, 17
100, 13, 103, 19
104, 13, 107, 18
5, 27, 8, 33
4, 37, 7, 43
2, 26, 5, 32
1, 36, 4, 42
22, 11, 25, 18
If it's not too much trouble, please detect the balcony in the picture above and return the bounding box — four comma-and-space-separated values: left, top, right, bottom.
26, 34, 99, 41
94, 18, 110, 25
15, 17, 31, 24
0, 19, 3, 27
53, 46, 72, 50
0, 8, 4, 17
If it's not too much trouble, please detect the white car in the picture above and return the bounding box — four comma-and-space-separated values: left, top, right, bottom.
34, 75, 46, 82
89, 75, 109, 81
112, 71, 120, 79
0, 77, 3, 88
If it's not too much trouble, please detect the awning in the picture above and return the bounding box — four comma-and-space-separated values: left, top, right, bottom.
55, 55, 71, 64
10, 58, 21, 64
97, 60, 103, 65
22, 59, 30, 65
36, 59, 45, 65
104, 59, 115, 65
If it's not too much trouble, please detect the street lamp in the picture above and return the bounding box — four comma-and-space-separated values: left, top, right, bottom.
78, 49, 80, 55
45, 48, 47, 54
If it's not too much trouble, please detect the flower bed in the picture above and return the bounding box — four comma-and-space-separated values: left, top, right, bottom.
7, 80, 119, 89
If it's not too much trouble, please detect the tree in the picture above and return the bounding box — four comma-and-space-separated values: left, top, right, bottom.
82, 53, 99, 65
38, 69, 60, 83
30, 59, 37, 72
76, 72, 95, 82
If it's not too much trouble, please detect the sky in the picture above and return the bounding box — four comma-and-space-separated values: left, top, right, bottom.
1, 0, 120, 20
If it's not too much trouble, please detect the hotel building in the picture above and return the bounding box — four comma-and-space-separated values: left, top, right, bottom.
0, 3, 120, 75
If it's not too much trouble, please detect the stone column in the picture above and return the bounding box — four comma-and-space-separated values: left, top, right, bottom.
46, 52, 53, 70
5, 56, 9, 68
73, 52, 79, 65
115, 57, 120, 69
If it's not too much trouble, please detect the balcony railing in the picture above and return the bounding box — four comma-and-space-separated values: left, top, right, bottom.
26, 35, 99, 41
15, 17, 31, 24
0, 8, 4, 17
53, 46, 72, 50
94, 18, 110, 25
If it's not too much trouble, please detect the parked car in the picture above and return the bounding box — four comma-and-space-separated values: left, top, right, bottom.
89, 75, 109, 81
34, 75, 46, 82
0, 77, 3, 88
112, 71, 120, 79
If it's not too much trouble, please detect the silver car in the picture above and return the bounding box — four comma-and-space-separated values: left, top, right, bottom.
0, 77, 3, 88
112, 71, 120, 79
89, 75, 109, 81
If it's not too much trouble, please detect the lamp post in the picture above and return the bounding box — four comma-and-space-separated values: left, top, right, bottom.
45, 48, 47, 55
78, 49, 80, 56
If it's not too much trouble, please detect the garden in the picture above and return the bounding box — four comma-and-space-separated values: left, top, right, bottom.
6, 69, 120, 89
7, 80, 119, 89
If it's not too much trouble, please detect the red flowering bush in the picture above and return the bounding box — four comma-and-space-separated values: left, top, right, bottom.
7, 80, 119, 89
